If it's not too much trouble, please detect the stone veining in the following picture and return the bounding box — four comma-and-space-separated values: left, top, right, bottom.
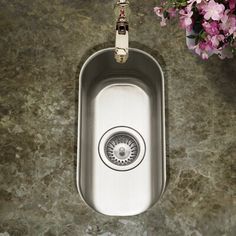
0, 0, 235, 235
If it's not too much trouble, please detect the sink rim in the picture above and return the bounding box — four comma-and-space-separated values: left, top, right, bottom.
76, 47, 166, 216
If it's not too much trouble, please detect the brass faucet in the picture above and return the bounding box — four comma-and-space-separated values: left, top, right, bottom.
114, 0, 130, 63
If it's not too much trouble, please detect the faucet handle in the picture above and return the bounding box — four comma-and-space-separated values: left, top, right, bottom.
116, 0, 129, 6
114, 0, 130, 20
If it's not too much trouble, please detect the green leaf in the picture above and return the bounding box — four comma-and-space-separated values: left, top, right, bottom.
199, 31, 207, 39
163, 11, 169, 19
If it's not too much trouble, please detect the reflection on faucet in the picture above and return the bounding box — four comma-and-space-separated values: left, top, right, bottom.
114, 0, 130, 64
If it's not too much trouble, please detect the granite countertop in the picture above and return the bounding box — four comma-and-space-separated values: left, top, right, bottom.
0, 0, 235, 235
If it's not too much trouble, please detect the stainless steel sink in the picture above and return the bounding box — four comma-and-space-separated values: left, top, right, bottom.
77, 48, 166, 216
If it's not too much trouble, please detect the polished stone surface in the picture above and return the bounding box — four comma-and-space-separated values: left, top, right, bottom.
0, 0, 235, 235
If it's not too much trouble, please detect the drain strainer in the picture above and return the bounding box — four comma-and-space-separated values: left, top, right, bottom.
98, 127, 146, 171
105, 133, 140, 166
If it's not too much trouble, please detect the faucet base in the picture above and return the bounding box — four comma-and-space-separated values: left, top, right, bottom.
114, 49, 128, 63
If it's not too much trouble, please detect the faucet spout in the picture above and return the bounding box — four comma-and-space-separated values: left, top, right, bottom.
114, 0, 130, 64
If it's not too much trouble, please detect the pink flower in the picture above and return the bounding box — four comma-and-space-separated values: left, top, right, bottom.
168, 8, 177, 18
179, 8, 193, 30
229, 0, 236, 11
202, 0, 225, 21
194, 40, 215, 59
154, 0, 236, 60
210, 34, 225, 47
202, 21, 219, 36
220, 11, 236, 35
154, 6, 162, 18
220, 9, 230, 25
196, 1, 207, 12
154, 7, 167, 26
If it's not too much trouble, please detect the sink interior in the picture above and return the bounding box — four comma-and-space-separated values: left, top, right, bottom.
77, 48, 165, 216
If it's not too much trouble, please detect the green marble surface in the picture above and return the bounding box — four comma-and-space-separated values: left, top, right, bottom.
0, 0, 235, 235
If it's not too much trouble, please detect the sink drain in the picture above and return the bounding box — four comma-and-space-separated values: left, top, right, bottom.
98, 127, 146, 171
105, 133, 139, 166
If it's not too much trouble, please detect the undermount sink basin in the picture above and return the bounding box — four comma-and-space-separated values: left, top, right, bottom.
77, 48, 166, 216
